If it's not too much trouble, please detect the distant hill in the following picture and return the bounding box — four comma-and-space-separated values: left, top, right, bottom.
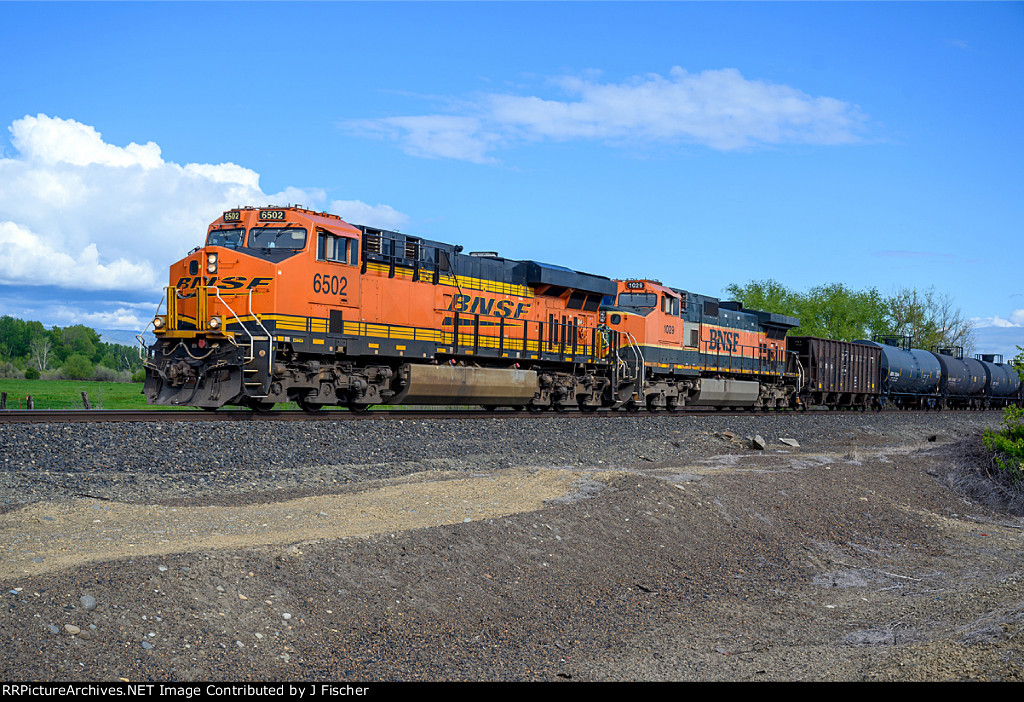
97, 329, 155, 347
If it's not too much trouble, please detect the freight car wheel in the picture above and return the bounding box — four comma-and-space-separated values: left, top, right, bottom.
247, 400, 275, 413
347, 402, 372, 414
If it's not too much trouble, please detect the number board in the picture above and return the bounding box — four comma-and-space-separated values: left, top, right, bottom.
625, 281, 645, 290
258, 210, 287, 222
223, 211, 241, 222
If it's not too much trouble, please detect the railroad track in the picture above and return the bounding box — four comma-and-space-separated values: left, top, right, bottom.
0, 406, 996, 423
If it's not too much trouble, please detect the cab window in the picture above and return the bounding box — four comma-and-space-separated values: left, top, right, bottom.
249, 226, 307, 250
617, 293, 656, 308
206, 228, 245, 249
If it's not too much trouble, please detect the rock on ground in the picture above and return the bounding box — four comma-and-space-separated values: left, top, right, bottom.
0, 412, 1021, 681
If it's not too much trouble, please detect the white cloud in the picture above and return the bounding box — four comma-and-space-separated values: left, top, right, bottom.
0, 114, 408, 294
345, 67, 869, 162
52, 304, 154, 331
971, 309, 1024, 328
328, 199, 411, 231
0, 221, 157, 290
10, 114, 164, 169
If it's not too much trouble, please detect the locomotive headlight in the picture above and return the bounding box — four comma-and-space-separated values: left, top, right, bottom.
206, 252, 218, 274
153, 315, 166, 330
208, 316, 222, 330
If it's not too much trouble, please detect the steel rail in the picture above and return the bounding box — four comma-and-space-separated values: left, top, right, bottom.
0, 406, 1001, 424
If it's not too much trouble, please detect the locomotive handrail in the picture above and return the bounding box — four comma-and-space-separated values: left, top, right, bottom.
245, 289, 274, 347
203, 285, 274, 398
623, 331, 645, 398
136, 291, 167, 361
206, 286, 253, 357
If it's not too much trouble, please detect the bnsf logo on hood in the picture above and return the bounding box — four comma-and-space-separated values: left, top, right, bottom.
175, 276, 273, 291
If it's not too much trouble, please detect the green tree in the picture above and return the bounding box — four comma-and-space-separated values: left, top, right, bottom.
0, 316, 45, 359
62, 353, 95, 380
725, 279, 889, 340
803, 283, 890, 341
888, 287, 975, 354
1009, 345, 1024, 376
57, 324, 101, 362
724, 279, 802, 321
726, 280, 975, 350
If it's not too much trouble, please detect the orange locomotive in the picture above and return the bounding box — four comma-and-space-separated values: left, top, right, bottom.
597, 278, 799, 410
143, 205, 802, 411
144, 205, 620, 411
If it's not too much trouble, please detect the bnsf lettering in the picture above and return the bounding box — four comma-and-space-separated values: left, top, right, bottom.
707, 328, 740, 353
448, 295, 530, 318
175, 276, 271, 290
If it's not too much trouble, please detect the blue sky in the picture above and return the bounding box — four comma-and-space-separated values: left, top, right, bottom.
0, 1, 1021, 358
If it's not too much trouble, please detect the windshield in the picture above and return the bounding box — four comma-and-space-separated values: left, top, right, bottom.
617, 292, 656, 308
206, 228, 245, 248
248, 226, 308, 250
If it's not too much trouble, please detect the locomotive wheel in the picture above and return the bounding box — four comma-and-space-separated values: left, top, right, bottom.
578, 398, 597, 413
482, 405, 498, 411
296, 396, 327, 414
347, 402, 372, 414
526, 405, 544, 413
247, 400, 275, 413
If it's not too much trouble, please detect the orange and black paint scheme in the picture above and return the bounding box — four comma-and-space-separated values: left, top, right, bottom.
145, 206, 620, 411
143, 206, 802, 412
599, 279, 799, 410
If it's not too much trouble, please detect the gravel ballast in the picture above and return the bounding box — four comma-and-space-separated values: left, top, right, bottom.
1, 411, 1022, 681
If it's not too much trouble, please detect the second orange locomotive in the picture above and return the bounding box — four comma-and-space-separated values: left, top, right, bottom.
144, 205, 800, 411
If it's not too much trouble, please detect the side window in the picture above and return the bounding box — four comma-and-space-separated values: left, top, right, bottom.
317, 231, 353, 264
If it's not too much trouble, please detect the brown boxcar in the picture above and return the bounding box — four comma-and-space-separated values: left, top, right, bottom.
789, 336, 881, 410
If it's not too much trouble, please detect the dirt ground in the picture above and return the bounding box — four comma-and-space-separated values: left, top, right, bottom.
1, 415, 1022, 681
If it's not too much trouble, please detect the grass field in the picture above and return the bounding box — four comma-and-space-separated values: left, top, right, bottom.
0, 379, 150, 410
0, 378, 313, 411
0, 378, 466, 412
